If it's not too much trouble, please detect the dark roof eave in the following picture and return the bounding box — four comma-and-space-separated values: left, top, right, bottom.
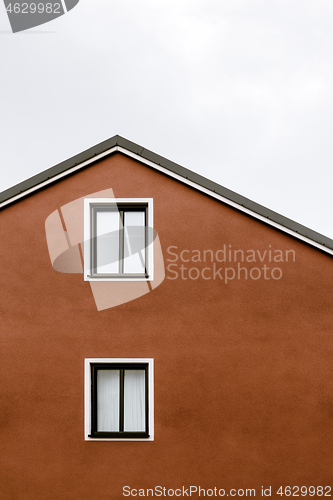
1, 134, 333, 252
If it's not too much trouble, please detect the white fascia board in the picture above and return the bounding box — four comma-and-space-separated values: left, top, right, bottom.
0, 147, 119, 210
1, 145, 332, 256
117, 148, 333, 256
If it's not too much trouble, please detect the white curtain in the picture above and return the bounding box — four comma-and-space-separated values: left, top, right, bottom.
97, 370, 120, 431
124, 369, 146, 431
123, 212, 146, 274
96, 211, 120, 274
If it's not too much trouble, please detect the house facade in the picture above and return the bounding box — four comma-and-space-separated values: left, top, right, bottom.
0, 136, 332, 499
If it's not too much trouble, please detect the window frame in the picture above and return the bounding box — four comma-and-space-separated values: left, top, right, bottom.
84, 199, 154, 281
84, 358, 154, 441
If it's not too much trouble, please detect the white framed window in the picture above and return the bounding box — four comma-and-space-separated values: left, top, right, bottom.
84, 358, 154, 441
84, 199, 154, 281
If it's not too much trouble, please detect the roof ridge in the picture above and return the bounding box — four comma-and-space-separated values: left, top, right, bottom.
1, 134, 332, 253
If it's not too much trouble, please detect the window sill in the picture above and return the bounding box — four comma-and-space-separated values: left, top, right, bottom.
84, 275, 152, 281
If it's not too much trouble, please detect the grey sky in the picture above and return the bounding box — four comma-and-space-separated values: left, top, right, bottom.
1, 0, 333, 238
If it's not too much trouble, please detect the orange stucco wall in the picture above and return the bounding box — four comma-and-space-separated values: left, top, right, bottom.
0, 153, 332, 499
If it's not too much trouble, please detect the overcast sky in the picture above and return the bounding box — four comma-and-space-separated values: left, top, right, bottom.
1, 0, 333, 238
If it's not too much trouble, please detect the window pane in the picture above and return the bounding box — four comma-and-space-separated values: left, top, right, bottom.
123, 211, 146, 274
97, 370, 120, 432
124, 369, 146, 431
96, 211, 120, 274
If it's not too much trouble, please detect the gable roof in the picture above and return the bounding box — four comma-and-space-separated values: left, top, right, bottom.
1, 134, 332, 255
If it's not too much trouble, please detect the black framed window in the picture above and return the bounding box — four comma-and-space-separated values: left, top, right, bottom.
90, 363, 149, 439
89, 203, 149, 279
